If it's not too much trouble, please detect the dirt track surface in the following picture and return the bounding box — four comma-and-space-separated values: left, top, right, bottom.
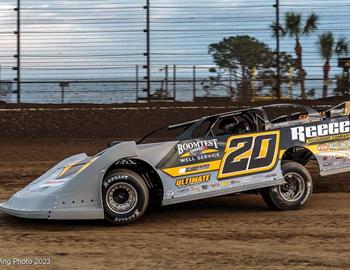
0, 139, 349, 270
0, 101, 349, 269
0, 194, 349, 270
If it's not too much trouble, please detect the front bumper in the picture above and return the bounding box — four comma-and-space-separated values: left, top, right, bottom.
0, 185, 104, 220
0, 201, 50, 219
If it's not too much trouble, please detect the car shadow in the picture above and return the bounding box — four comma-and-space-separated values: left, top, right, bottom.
0, 194, 268, 230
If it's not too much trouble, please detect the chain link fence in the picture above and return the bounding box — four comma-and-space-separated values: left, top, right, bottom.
0, 0, 349, 103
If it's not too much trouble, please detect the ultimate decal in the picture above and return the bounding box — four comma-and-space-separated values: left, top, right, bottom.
175, 174, 211, 187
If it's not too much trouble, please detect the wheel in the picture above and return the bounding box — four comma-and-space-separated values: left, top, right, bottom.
261, 161, 313, 211
102, 169, 149, 224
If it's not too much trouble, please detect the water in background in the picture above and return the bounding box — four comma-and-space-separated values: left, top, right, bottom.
0, 79, 333, 104
0, 81, 227, 104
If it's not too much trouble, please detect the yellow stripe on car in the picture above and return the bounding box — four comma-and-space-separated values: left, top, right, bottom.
59, 160, 81, 177
77, 157, 98, 174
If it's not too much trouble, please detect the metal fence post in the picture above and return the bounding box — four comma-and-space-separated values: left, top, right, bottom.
173, 65, 176, 101
274, 0, 281, 99
59, 82, 69, 104
15, 0, 21, 103
136, 65, 139, 103
193, 65, 196, 100
165, 65, 168, 93
143, 0, 151, 102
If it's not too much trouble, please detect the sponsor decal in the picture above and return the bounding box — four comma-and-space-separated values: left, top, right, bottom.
307, 133, 350, 144
318, 140, 350, 151
162, 160, 221, 177
175, 174, 211, 187
166, 191, 175, 197
319, 152, 350, 167
220, 181, 229, 187
210, 183, 220, 188
178, 164, 210, 174
271, 121, 291, 128
177, 188, 190, 194
179, 150, 220, 163
230, 180, 240, 185
330, 108, 345, 117
177, 139, 219, 156
39, 179, 69, 188
322, 155, 337, 161
191, 186, 202, 192
318, 144, 329, 151
322, 155, 337, 166
201, 184, 209, 190
291, 121, 350, 142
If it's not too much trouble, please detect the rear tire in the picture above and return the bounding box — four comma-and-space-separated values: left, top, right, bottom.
102, 169, 149, 225
261, 161, 313, 211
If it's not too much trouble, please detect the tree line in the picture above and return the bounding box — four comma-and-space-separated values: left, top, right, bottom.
205, 12, 349, 100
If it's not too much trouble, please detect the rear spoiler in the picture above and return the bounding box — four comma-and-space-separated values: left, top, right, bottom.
325, 101, 350, 118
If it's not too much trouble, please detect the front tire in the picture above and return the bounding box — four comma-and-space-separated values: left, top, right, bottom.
261, 161, 313, 211
102, 169, 149, 225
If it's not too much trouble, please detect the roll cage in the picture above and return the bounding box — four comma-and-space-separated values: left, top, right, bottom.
172, 104, 322, 141
138, 104, 322, 143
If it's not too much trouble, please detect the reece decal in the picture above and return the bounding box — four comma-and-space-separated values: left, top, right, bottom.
291, 121, 350, 142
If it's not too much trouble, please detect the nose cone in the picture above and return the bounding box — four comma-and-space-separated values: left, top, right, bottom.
0, 153, 90, 219
0, 186, 57, 219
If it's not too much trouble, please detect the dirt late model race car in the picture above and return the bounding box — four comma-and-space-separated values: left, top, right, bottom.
1, 102, 350, 224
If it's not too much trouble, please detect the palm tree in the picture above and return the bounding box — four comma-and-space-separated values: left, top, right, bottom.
273, 12, 319, 99
317, 33, 349, 98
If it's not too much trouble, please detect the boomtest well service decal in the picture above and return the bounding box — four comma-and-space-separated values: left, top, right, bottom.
177, 139, 220, 163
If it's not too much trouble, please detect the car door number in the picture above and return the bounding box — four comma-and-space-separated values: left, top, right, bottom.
218, 131, 280, 178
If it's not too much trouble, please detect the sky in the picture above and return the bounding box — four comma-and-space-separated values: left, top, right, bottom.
0, 0, 349, 81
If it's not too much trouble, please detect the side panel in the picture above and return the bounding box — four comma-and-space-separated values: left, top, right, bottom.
159, 116, 350, 205
158, 132, 285, 205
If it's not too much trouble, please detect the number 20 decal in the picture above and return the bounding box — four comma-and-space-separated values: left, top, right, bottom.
218, 131, 280, 179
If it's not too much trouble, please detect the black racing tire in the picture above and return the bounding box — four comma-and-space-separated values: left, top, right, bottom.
260, 188, 279, 210
261, 161, 313, 211
102, 169, 149, 225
